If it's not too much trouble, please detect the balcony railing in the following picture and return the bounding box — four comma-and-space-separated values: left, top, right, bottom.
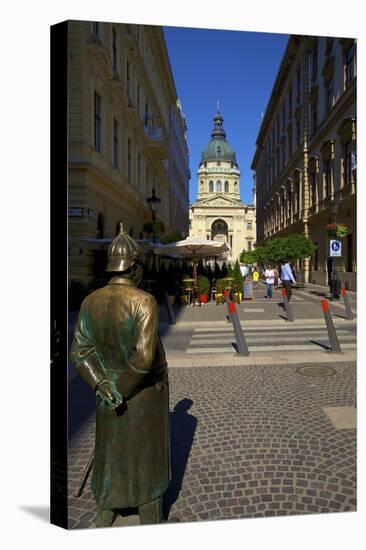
143, 125, 168, 159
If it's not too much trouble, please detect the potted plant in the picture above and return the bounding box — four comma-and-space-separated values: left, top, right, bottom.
197, 275, 210, 304
326, 223, 348, 238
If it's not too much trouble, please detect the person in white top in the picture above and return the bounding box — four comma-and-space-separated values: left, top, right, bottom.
264, 264, 275, 300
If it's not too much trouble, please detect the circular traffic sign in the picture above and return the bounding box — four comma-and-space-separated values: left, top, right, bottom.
331, 241, 340, 252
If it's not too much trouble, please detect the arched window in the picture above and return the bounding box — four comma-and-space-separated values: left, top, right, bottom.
224, 181, 229, 192
234, 181, 238, 192
248, 241, 252, 251
209, 180, 214, 192
217, 180, 222, 193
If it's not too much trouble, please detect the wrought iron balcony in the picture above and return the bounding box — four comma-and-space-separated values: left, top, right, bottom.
143, 125, 168, 159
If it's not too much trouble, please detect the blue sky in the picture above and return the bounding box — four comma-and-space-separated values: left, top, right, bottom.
163, 26, 289, 205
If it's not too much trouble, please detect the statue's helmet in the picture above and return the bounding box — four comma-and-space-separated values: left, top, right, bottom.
106, 222, 144, 272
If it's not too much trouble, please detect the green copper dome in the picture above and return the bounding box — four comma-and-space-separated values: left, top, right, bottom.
201, 110, 238, 165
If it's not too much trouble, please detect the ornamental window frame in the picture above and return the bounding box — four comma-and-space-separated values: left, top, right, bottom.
94, 91, 102, 153
113, 118, 119, 169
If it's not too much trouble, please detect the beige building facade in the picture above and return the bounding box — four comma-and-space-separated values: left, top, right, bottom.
189, 110, 256, 263
252, 35, 356, 290
68, 21, 189, 284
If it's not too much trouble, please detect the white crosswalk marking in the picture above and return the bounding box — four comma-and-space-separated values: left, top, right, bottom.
186, 323, 356, 354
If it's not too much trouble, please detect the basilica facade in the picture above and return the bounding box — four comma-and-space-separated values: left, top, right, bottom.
189, 109, 256, 262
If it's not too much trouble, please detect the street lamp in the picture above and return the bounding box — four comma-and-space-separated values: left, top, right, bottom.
146, 188, 162, 279
146, 188, 161, 223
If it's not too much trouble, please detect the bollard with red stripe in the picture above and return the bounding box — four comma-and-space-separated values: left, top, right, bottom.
224, 289, 232, 323
229, 301, 249, 356
341, 288, 354, 321
281, 288, 294, 322
164, 290, 176, 325
321, 300, 342, 353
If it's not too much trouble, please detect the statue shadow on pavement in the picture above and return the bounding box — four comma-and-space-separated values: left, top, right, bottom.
69, 376, 96, 439
163, 398, 197, 519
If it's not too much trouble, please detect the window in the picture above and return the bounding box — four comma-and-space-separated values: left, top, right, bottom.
312, 43, 318, 80
216, 180, 222, 193
112, 29, 117, 72
276, 148, 280, 177
296, 119, 301, 146
297, 64, 301, 98
137, 153, 141, 188
288, 87, 292, 117
127, 139, 132, 181
94, 92, 101, 153
282, 138, 286, 169
113, 119, 119, 169
346, 43, 354, 87
127, 60, 131, 99
345, 141, 353, 185
247, 221, 252, 230
326, 78, 333, 113
288, 131, 293, 158
217, 161, 221, 166
92, 22, 100, 37
325, 160, 332, 196
224, 181, 229, 192
248, 241, 252, 251
312, 99, 318, 135
209, 180, 214, 192
311, 172, 317, 206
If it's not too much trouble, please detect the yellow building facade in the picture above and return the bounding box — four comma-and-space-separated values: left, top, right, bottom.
252, 35, 356, 290
68, 21, 189, 284
189, 110, 256, 263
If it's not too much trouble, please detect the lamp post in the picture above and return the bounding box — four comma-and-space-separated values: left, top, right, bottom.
330, 192, 340, 300
146, 188, 161, 226
146, 188, 162, 279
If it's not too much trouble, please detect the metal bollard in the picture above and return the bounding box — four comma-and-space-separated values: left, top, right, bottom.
224, 289, 232, 323
321, 299, 342, 353
229, 301, 249, 356
281, 288, 294, 322
164, 290, 176, 325
341, 288, 354, 321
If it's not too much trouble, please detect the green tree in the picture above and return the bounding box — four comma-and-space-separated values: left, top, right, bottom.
232, 259, 243, 289
240, 234, 317, 266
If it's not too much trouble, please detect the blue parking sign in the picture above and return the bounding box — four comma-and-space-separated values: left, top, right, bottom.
330, 239, 342, 257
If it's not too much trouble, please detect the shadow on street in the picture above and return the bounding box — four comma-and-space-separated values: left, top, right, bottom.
164, 399, 197, 518
68, 376, 95, 439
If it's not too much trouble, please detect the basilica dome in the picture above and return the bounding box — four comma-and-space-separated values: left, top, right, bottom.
200, 110, 238, 165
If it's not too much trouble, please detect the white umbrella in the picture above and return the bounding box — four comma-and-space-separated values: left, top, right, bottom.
153, 237, 230, 286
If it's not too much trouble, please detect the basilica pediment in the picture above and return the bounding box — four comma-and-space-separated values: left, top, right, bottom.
192, 195, 244, 208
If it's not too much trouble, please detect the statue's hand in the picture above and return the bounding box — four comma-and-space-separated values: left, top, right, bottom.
96, 379, 124, 410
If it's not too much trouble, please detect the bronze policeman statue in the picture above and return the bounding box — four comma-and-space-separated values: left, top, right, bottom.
70, 223, 170, 527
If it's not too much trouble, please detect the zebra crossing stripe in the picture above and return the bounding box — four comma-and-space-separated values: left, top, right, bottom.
186, 343, 357, 354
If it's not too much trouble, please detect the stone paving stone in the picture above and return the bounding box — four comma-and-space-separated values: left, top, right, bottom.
67, 361, 356, 529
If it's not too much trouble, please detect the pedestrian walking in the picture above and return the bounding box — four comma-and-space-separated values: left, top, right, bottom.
264, 264, 275, 300
252, 269, 259, 290
273, 267, 279, 289
281, 259, 296, 302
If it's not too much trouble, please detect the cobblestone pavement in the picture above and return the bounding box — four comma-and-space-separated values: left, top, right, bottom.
67, 360, 356, 529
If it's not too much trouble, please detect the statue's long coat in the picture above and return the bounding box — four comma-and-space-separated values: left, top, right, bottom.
70, 276, 170, 510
